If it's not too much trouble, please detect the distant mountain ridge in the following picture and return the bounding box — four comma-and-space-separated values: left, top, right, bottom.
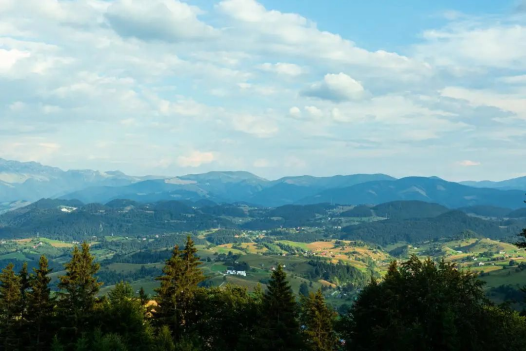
460, 176, 526, 191
0, 158, 524, 209
0, 158, 162, 202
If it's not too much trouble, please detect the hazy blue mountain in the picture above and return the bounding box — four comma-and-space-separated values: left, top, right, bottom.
371, 201, 450, 219
507, 207, 526, 218
460, 176, 526, 191
458, 205, 514, 218
270, 173, 395, 188
60, 172, 398, 206
297, 177, 525, 209
0, 158, 162, 202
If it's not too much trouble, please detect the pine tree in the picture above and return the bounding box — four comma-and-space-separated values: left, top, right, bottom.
256, 265, 304, 351
300, 290, 337, 351
51, 336, 64, 351
155, 325, 175, 351
27, 256, 55, 351
299, 282, 309, 297
154, 236, 205, 338
0, 263, 22, 350
155, 245, 184, 332
57, 242, 102, 344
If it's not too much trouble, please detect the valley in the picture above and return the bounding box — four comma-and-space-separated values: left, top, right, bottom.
0, 202, 524, 311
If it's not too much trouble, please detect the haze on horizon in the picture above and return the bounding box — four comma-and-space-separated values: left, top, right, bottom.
0, 0, 525, 182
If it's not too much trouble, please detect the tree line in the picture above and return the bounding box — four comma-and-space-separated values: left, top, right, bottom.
0, 237, 524, 351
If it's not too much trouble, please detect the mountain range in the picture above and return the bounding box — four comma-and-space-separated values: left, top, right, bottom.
0, 158, 525, 210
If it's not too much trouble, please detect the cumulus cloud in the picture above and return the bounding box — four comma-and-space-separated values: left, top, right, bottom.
304, 106, 323, 118
177, 151, 215, 167
105, 0, 217, 42
289, 106, 301, 118
301, 73, 365, 102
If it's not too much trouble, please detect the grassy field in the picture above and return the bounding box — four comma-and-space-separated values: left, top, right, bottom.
1, 233, 522, 311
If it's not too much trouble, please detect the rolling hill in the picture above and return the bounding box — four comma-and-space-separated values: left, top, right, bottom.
297, 177, 524, 209
340, 210, 524, 245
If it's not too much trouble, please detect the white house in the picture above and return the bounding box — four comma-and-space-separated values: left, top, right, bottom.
226, 270, 246, 277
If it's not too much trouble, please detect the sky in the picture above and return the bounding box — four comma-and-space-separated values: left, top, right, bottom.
0, 0, 525, 181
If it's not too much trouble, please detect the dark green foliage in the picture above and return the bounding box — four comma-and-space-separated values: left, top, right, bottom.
307, 260, 368, 288
300, 290, 337, 351
372, 200, 449, 219
341, 210, 523, 245
340, 205, 373, 218
299, 282, 309, 297
190, 286, 262, 350
154, 236, 205, 339
57, 242, 102, 344
341, 256, 526, 351
99, 282, 153, 351
0, 263, 22, 350
256, 265, 304, 351
206, 229, 251, 245
26, 256, 55, 350
515, 228, 526, 249
155, 325, 175, 351
51, 335, 64, 351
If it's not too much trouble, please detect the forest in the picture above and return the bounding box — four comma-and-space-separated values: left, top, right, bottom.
0, 236, 524, 351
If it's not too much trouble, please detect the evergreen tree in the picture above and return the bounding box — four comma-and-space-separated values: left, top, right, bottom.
256, 265, 304, 351
300, 290, 337, 351
299, 282, 309, 297
19, 262, 30, 310
57, 242, 102, 345
51, 336, 64, 351
516, 228, 526, 249
154, 325, 175, 351
155, 245, 184, 332
102, 282, 153, 351
26, 256, 55, 351
0, 263, 22, 350
154, 236, 205, 338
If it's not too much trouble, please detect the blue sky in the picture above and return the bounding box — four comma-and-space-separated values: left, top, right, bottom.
0, 0, 525, 181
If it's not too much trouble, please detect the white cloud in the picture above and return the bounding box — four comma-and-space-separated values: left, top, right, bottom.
177, 151, 215, 167
258, 62, 304, 76
304, 106, 323, 118
440, 86, 525, 118
105, 0, 218, 42
216, 0, 430, 75
457, 160, 480, 166
416, 20, 525, 69
0, 49, 30, 71
498, 75, 526, 84
231, 113, 278, 137
301, 73, 365, 102
289, 106, 301, 118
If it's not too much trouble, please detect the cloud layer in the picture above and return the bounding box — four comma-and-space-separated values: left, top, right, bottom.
0, 0, 524, 181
